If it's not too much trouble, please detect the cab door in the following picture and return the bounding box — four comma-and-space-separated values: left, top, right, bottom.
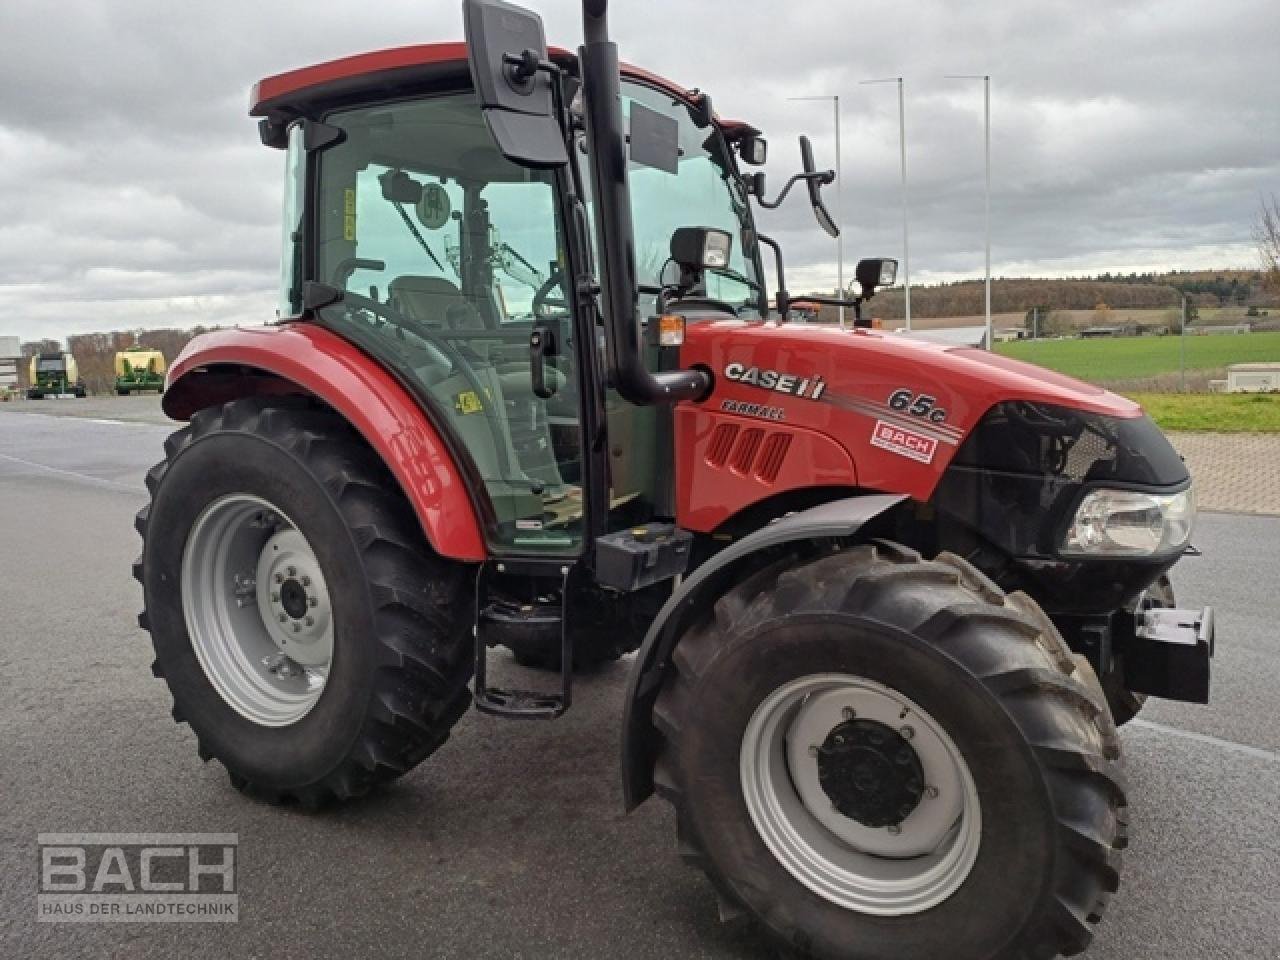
299, 91, 593, 555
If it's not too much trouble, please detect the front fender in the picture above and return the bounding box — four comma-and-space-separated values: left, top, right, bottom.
164, 323, 486, 562
620, 493, 906, 810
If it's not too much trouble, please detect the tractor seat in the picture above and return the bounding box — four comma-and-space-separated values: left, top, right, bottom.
388, 276, 482, 330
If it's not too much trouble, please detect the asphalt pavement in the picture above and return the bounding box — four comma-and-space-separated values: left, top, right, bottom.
1, 405, 1278, 960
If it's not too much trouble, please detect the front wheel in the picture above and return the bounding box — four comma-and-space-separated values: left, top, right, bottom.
653, 543, 1126, 960
135, 396, 475, 805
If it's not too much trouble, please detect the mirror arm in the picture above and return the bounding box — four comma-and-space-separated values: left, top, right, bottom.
788, 293, 871, 329
755, 170, 834, 210
502, 49, 563, 82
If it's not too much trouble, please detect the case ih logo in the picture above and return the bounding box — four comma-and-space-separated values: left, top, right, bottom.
723, 362, 827, 400
870, 420, 938, 464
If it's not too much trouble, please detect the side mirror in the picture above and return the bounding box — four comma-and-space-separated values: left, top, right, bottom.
378, 170, 422, 204
740, 135, 767, 166
744, 171, 766, 198
463, 0, 568, 169
798, 135, 839, 239
855, 258, 898, 296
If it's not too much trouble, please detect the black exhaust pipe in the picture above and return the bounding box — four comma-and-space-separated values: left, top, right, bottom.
579, 0, 709, 405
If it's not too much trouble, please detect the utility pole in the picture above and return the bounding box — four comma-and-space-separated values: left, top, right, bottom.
945, 74, 992, 348
984, 75, 991, 350
860, 77, 911, 329
788, 95, 844, 327
1180, 294, 1187, 393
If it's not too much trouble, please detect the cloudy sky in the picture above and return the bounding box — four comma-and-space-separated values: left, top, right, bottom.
1, 0, 1276, 340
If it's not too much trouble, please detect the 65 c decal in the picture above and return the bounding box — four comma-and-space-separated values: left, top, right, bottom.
888, 388, 947, 424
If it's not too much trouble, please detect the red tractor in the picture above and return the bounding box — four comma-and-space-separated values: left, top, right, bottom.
135, 2, 1214, 957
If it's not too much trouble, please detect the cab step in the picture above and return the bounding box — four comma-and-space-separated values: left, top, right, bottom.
472, 560, 573, 719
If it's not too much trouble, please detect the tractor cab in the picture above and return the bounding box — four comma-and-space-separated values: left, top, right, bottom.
248, 14, 886, 567
250, 34, 800, 561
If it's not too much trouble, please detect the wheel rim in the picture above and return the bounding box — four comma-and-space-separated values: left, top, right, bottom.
181, 494, 333, 727
740, 673, 981, 916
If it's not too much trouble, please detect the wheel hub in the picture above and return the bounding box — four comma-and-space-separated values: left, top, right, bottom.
181, 494, 333, 727
280, 578, 309, 619
254, 528, 333, 668
817, 718, 924, 827
741, 674, 982, 915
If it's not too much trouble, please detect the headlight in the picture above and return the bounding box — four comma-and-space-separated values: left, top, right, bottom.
1062, 486, 1195, 557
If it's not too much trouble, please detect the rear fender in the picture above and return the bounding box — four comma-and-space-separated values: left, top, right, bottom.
163, 324, 486, 562
620, 493, 906, 809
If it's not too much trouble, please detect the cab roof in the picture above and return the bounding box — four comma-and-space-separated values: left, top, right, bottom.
250, 42, 755, 137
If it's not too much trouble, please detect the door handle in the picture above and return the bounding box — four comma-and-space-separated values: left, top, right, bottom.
529, 326, 559, 399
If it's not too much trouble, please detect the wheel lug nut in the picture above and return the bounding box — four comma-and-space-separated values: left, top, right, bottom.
287, 566, 297, 577
292, 623, 301, 633
274, 573, 283, 584
271, 592, 280, 603
301, 576, 311, 587
308, 597, 318, 607
842, 707, 856, 721
808, 745, 820, 757
925, 786, 939, 799
887, 824, 901, 835
278, 613, 287, 623
900, 725, 915, 740
305, 616, 314, 627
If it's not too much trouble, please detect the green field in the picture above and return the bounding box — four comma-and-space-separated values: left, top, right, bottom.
996, 331, 1280, 382
1127, 393, 1280, 432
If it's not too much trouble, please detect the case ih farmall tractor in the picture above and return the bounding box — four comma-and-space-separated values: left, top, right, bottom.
135, 2, 1214, 957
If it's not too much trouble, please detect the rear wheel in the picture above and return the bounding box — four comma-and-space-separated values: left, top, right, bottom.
135, 396, 475, 805
653, 542, 1126, 960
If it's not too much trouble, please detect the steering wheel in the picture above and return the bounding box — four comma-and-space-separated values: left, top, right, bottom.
335, 290, 501, 403
532, 268, 568, 317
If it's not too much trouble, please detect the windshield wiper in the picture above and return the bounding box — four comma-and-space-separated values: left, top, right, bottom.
391, 201, 451, 276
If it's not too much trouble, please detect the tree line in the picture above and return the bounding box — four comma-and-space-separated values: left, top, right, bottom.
861, 270, 1274, 322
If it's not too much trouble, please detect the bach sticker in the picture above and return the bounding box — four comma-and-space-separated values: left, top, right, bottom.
870, 420, 938, 464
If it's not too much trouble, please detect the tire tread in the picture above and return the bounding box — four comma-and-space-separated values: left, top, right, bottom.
652, 541, 1127, 960
135, 395, 473, 806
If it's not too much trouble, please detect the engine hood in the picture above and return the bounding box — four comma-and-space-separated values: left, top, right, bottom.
694, 321, 1137, 417
676, 319, 1144, 509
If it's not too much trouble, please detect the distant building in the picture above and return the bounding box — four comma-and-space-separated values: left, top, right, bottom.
0, 336, 20, 396
1197, 323, 1252, 335
895, 326, 989, 349
1079, 324, 1140, 338
1226, 363, 1280, 392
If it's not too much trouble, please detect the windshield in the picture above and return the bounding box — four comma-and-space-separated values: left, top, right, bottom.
613, 81, 764, 314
